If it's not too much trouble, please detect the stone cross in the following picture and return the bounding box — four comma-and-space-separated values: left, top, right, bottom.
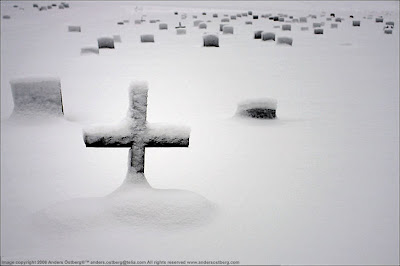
83, 82, 190, 186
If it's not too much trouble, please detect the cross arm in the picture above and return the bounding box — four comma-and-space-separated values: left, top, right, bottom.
83, 123, 133, 147
145, 123, 190, 147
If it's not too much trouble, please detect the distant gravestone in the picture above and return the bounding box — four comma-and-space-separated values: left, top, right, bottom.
117, 22, 124, 25
149, 20, 157, 23
83, 82, 190, 185
159, 23, 168, 30
386, 21, 394, 26
39, 6, 47, 11
113, 35, 122, 43
68, 26, 81, 32
194, 20, 203, 26
198, 22, 207, 29
175, 22, 185, 28
98, 37, 115, 49
376, 17, 384, 23
301, 26, 309, 31
384, 29, 392, 34
223, 25, 234, 34
231, 15, 236, 20
3, 15, 11, 19
58, 5, 64, 9
278, 17, 284, 22
282, 24, 291, 31
81, 47, 99, 55
245, 21, 253, 25
221, 18, 230, 23
353, 20, 360, 26
219, 24, 226, 31
277, 37, 293, 45
253, 15, 259, 19
314, 28, 324, 34
335, 18, 342, 22
176, 28, 186, 35
330, 13, 335, 17
213, 14, 218, 18
10, 77, 64, 117
33, 4, 39, 8
262, 32, 275, 41
331, 23, 338, 29
135, 20, 142, 24
140, 34, 154, 43
313, 22, 322, 28
203, 34, 219, 47
273, 16, 279, 21
236, 98, 277, 119
254, 30, 263, 39
248, 11, 253, 15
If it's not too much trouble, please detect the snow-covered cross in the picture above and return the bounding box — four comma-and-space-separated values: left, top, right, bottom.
83, 82, 190, 186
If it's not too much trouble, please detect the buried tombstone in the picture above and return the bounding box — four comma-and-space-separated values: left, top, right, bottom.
140, 34, 155, 42
68, 25, 81, 32
9, 77, 64, 118
113, 35, 122, 43
236, 98, 277, 119
254, 30, 263, 39
262, 32, 275, 41
277, 37, 293, 45
223, 25, 234, 34
81, 47, 99, 55
203, 34, 219, 47
98, 37, 115, 49
159, 23, 168, 30
314, 28, 324, 34
83, 82, 190, 186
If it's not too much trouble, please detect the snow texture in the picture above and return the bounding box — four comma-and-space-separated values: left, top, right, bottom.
140, 34, 154, 43
203, 34, 219, 47
9, 77, 63, 117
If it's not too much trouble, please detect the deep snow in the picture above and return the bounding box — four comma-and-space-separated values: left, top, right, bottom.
1, 1, 399, 265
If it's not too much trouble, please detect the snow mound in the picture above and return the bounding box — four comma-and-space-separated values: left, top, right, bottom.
9, 77, 64, 118
33, 186, 216, 231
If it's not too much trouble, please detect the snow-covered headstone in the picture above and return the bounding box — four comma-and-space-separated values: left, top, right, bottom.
245, 21, 253, 25
236, 98, 277, 119
282, 24, 291, 31
331, 23, 338, 29
10, 77, 64, 117
68, 26, 81, 32
301, 26, 309, 31
194, 20, 203, 26
254, 30, 263, 39
199, 22, 207, 29
176, 28, 186, 35
159, 23, 168, 30
3, 15, 11, 19
314, 28, 324, 34
140, 34, 154, 43
98, 37, 114, 49
203, 34, 219, 47
277, 37, 293, 45
81, 47, 99, 55
223, 25, 234, 34
83, 81, 190, 186
376, 17, 384, 23
353, 21, 361, 27
262, 32, 275, 41
113, 35, 122, 43
221, 18, 230, 23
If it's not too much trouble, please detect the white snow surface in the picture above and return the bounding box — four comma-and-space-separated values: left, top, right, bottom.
1, 1, 399, 264
237, 98, 278, 112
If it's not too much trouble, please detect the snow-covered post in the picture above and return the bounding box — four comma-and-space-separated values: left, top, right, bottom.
83, 82, 190, 186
